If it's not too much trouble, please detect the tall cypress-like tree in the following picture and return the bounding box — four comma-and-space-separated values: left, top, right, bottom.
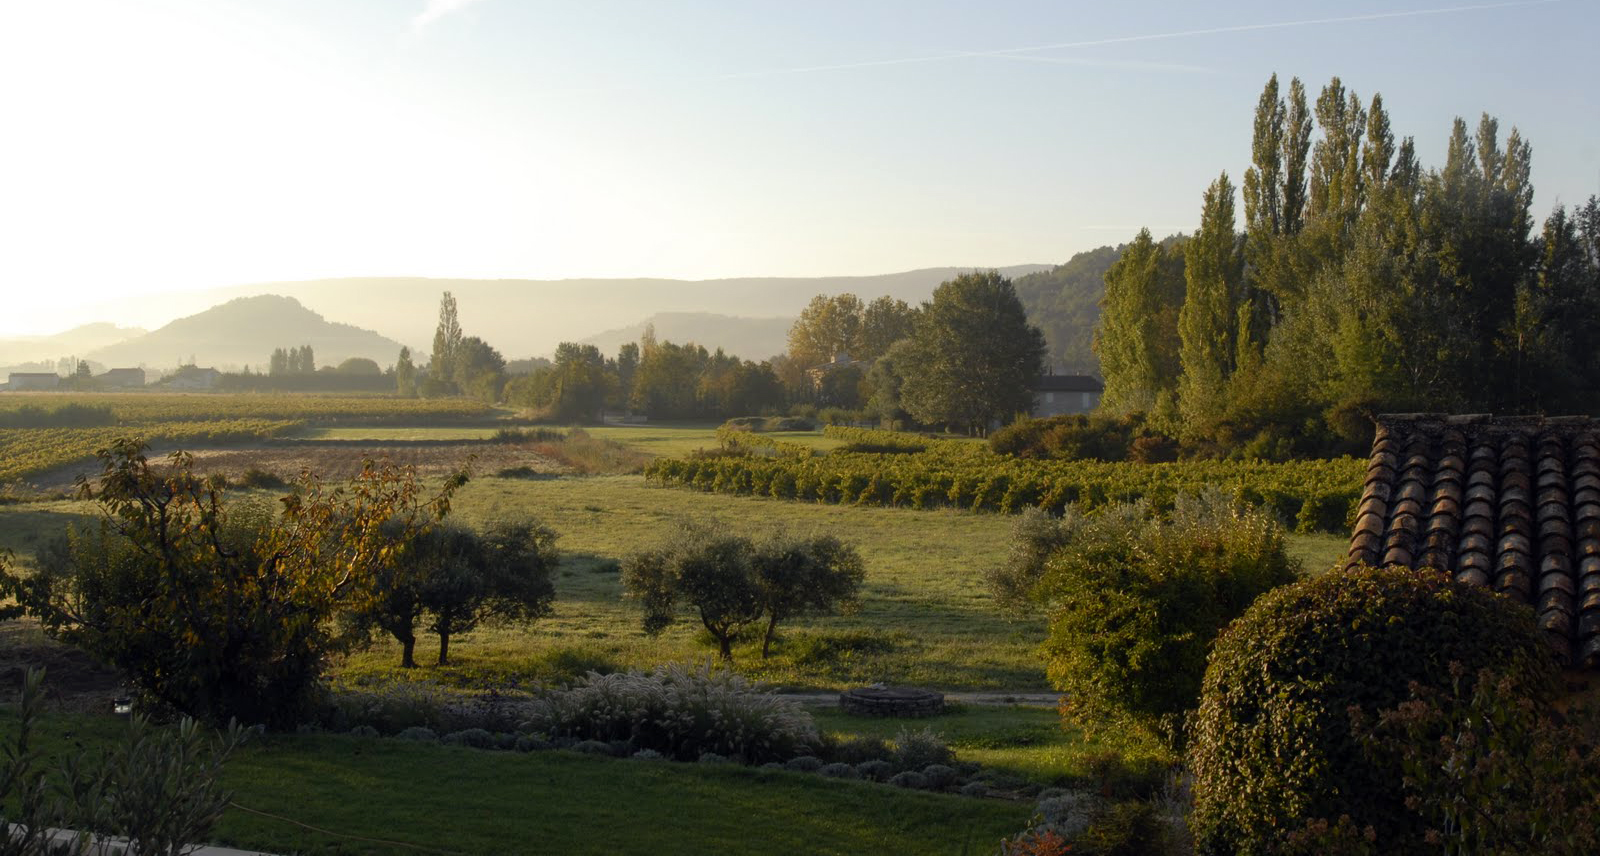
1177, 174, 1244, 435
1094, 230, 1185, 416
1281, 77, 1313, 235
430, 291, 464, 392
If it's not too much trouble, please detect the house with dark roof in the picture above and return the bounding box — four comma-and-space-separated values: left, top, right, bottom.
1347, 414, 1600, 669
1032, 375, 1103, 417
98, 367, 145, 388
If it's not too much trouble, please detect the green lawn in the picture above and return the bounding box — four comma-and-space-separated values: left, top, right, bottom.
814, 703, 1170, 790
343, 473, 1042, 691
4, 711, 1029, 856
295, 426, 506, 441
581, 424, 843, 457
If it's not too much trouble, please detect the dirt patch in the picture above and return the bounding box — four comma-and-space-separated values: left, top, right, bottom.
0, 619, 122, 713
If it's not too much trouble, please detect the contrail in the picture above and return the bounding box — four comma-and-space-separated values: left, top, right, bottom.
716, 0, 1563, 80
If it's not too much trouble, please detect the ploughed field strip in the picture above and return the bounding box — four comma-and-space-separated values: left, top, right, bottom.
1348, 414, 1600, 667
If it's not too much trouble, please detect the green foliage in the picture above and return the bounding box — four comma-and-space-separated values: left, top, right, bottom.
0, 439, 463, 727
1023, 492, 1298, 746
647, 429, 1363, 533
1, 668, 241, 856
889, 726, 954, 771
989, 413, 1172, 462
620, 524, 863, 661
1094, 231, 1185, 417
1353, 665, 1600, 855
350, 517, 559, 667
521, 663, 819, 764
1188, 564, 1557, 856
1014, 245, 1122, 376
898, 270, 1048, 433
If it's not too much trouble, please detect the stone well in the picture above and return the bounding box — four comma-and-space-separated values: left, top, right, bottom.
837, 686, 945, 717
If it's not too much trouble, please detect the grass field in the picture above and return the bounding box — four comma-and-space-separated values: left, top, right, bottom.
4, 711, 1029, 855
0, 472, 1351, 691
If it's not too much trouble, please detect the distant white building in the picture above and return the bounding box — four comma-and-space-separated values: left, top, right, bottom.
165, 366, 222, 390
6, 372, 60, 391
1032, 375, 1103, 417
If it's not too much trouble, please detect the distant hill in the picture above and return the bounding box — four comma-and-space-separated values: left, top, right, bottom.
86, 295, 406, 372
1013, 246, 1123, 376
0, 322, 146, 368
187, 266, 1051, 359
578, 312, 795, 361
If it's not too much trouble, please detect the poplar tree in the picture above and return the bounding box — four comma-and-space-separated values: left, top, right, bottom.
1177, 174, 1244, 435
430, 291, 464, 389
1094, 230, 1185, 415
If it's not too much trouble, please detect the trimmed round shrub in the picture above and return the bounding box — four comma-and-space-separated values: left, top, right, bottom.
632, 749, 665, 761
572, 739, 616, 756
1189, 564, 1557, 855
784, 755, 824, 773
494, 733, 517, 750
514, 735, 550, 753
760, 761, 785, 771
697, 752, 732, 765
958, 781, 989, 798
442, 728, 496, 749
920, 764, 957, 789
855, 759, 892, 781
396, 727, 438, 742
818, 762, 859, 779
347, 725, 379, 739
890, 727, 953, 771
888, 771, 930, 790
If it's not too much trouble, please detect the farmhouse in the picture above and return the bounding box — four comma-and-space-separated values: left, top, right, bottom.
5, 372, 60, 391
98, 367, 145, 388
165, 366, 222, 390
1347, 413, 1600, 669
1031, 374, 1103, 417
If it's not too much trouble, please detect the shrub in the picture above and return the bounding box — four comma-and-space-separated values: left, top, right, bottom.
348, 725, 380, 739
632, 749, 665, 761
1, 668, 242, 856
1030, 490, 1298, 746
784, 756, 824, 773
921, 764, 958, 789
520, 663, 817, 764
1188, 565, 1556, 855
818, 762, 859, 779
396, 727, 438, 742
823, 734, 892, 766
1353, 665, 1600, 855
959, 781, 990, 798
572, 739, 616, 756
325, 680, 453, 734
888, 771, 929, 789
697, 752, 732, 765
515, 735, 550, 753
890, 727, 953, 771
443, 728, 497, 749
855, 759, 892, 781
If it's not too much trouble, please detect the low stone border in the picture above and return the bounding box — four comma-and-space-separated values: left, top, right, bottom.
838, 687, 946, 717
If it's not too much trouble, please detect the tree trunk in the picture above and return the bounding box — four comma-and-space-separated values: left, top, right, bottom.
438, 632, 451, 666
761, 613, 780, 659
716, 633, 734, 662
400, 634, 417, 669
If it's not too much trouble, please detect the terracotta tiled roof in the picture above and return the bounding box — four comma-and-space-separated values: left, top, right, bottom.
1347, 414, 1600, 668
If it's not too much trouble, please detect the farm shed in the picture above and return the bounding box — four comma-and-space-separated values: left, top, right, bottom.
1031, 374, 1103, 417
1347, 414, 1600, 668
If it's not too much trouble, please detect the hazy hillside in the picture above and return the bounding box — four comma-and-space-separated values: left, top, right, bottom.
86, 295, 406, 371
0, 322, 146, 367
578, 312, 794, 361
189, 266, 1051, 359
1013, 246, 1122, 376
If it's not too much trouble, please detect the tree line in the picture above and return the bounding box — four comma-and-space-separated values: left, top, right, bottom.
398, 273, 1047, 433
1096, 73, 1600, 457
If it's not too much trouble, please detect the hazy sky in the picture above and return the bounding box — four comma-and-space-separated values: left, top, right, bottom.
1, 0, 1596, 336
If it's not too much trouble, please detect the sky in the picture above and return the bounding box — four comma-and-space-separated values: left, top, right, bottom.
0, 0, 1596, 336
